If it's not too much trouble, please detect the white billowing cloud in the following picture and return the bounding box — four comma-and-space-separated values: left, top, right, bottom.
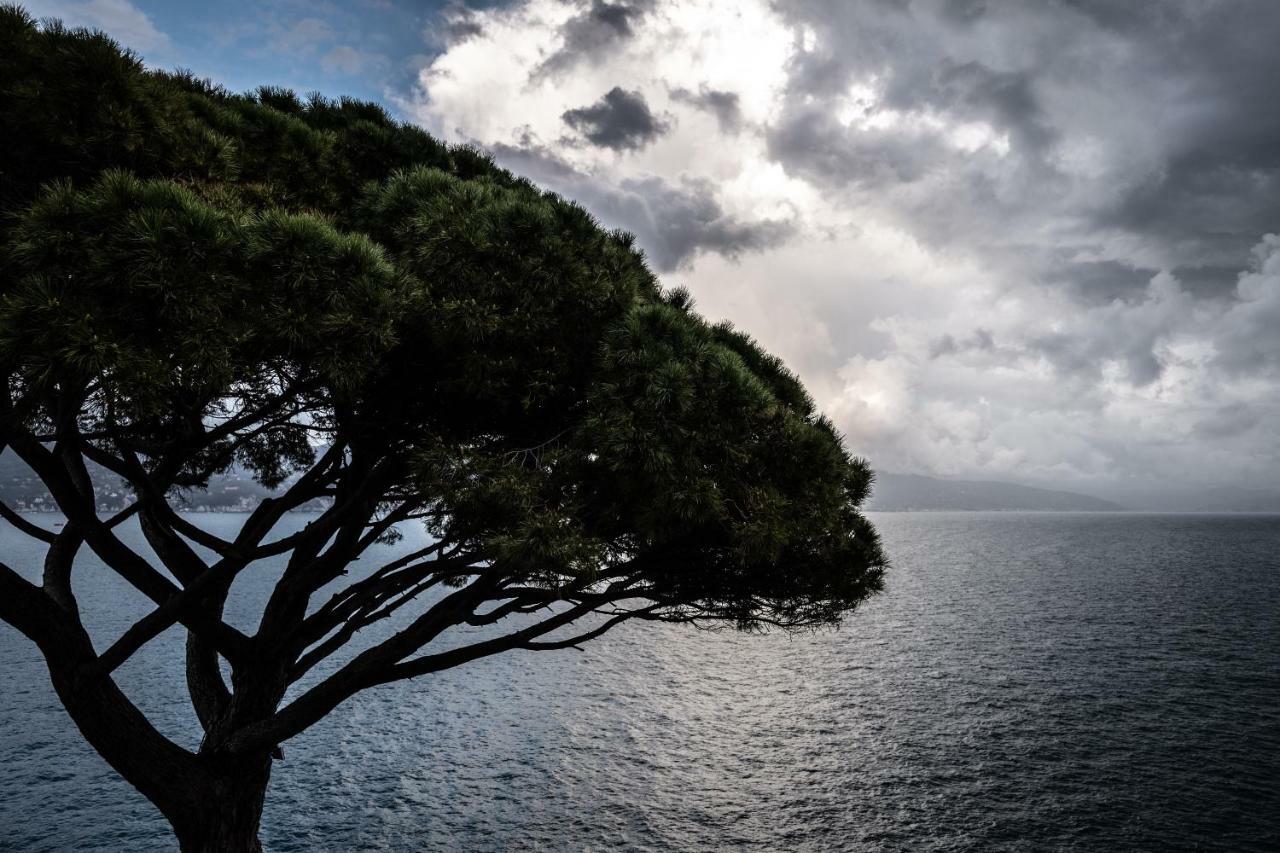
403, 0, 1280, 495
402, 0, 798, 224
1218, 235, 1280, 375
825, 240, 1280, 489
24, 0, 170, 55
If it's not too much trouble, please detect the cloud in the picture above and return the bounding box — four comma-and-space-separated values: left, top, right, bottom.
928, 328, 994, 359
670, 86, 743, 132
534, 0, 647, 78
490, 141, 793, 270
828, 237, 1280, 487
765, 103, 952, 188
930, 60, 1054, 152
770, 0, 1280, 295
25, 0, 170, 55
404, 0, 1280, 493
1216, 235, 1280, 375
430, 1, 485, 46
561, 87, 670, 150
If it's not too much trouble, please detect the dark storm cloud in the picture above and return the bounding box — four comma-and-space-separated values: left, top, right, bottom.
928, 328, 994, 359
670, 86, 743, 132
755, 0, 1280, 400
1168, 265, 1243, 300
490, 141, 794, 270
1084, 2, 1280, 266
934, 317, 1171, 388
535, 0, 648, 78
930, 61, 1053, 152
562, 87, 670, 150
1101, 154, 1280, 273
624, 175, 795, 269
431, 1, 485, 44
1054, 0, 1198, 34
763, 2, 1064, 216
1043, 261, 1155, 304
1025, 331, 1162, 386
765, 105, 946, 188
939, 0, 986, 25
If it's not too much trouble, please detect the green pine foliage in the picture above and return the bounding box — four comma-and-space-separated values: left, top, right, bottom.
0, 2, 883, 634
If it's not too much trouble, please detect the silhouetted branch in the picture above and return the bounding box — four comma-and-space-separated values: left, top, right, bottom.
0, 500, 57, 542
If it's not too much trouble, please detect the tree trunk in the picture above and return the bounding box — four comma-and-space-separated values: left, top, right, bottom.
172, 757, 273, 853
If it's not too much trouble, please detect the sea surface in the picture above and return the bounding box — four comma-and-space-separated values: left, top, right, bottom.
1, 512, 1278, 852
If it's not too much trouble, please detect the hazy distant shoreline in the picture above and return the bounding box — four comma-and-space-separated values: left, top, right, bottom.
5, 451, 1279, 514
868, 472, 1280, 513
866, 508, 1280, 514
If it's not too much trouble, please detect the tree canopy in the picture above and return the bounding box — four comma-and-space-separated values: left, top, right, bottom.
0, 6, 885, 850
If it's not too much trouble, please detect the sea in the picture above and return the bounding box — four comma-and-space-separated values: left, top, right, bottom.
1, 512, 1278, 852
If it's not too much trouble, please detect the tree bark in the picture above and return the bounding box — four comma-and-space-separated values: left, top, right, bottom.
173, 654, 287, 852
172, 756, 273, 853
34, 623, 214, 848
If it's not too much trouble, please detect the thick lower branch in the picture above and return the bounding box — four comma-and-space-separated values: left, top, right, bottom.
0, 500, 57, 543
0, 560, 65, 647
1, 561, 210, 824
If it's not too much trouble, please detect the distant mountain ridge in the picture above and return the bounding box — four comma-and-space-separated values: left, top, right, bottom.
867, 472, 1124, 511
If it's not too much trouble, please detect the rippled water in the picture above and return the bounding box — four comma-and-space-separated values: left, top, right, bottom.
2, 512, 1279, 852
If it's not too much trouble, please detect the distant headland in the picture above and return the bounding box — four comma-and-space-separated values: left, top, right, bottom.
866, 473, 1123, 511
868, 472, 1280, 512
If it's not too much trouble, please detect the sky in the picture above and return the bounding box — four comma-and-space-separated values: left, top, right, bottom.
21, 0, 1280, 501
